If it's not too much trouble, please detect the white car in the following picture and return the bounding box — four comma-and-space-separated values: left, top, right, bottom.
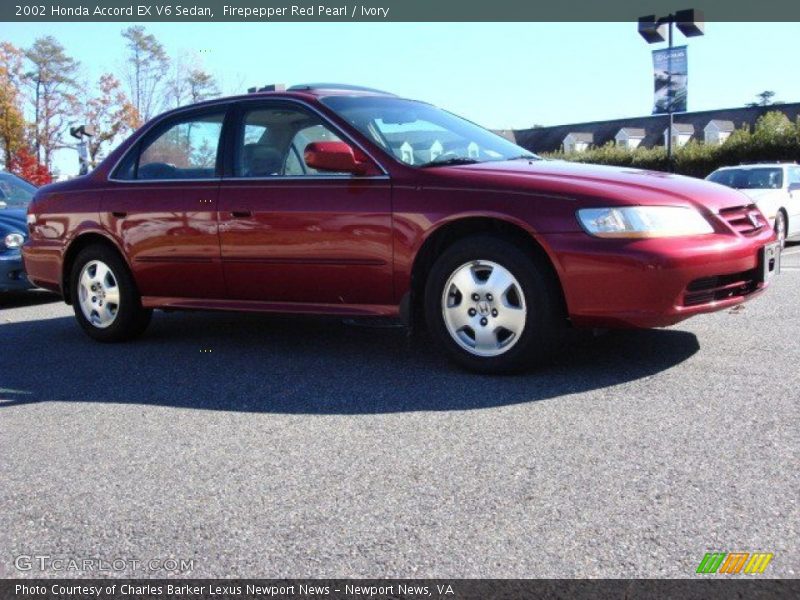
706, 163, 800, 247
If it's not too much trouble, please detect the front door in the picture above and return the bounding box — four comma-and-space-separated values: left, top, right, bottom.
217, 102, 393, 307
103, 108, 228, 299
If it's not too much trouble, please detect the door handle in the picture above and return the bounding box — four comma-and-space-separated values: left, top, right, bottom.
111, 211, 127, 218
231, 210, 252, 218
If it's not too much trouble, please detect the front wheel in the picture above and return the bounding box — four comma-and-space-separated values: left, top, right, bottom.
424, 235, 565, 373
70, 244, 152, 342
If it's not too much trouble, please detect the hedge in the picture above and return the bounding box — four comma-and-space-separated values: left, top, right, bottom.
541, 111, 800, 178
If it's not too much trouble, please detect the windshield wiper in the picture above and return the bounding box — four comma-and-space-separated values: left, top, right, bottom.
418, 157, 481, 168
507, 154, 540, 161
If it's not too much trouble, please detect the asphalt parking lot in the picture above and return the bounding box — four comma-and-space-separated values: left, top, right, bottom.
1, 246, 799, 579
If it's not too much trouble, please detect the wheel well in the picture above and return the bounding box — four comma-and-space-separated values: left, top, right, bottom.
408, 217, 566, 327
62, 233, 126, 305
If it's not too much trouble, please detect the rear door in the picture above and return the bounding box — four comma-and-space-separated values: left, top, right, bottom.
103, 107, 229, 299
217, 100, 393, 306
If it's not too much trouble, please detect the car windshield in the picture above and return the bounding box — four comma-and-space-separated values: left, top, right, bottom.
0, 172, 37, 208
707, 167, 783, 190
321, 96, 539, 167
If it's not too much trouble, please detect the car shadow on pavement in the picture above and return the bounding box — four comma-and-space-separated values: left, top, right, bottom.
0, 311, 699, 413
0, 290, 61, 309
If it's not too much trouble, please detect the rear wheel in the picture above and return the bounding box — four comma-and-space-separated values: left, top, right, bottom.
424, 235, 564, 373
70, 245, 151, 342
775, 210, 787, 249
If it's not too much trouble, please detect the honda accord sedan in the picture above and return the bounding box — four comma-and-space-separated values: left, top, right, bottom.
23, 84, 780, 372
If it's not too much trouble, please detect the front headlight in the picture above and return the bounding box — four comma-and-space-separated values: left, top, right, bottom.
4, 232, 25, 249
577, 206, 714, 238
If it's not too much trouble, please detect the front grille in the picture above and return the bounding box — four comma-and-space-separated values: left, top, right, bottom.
683, 269, 759, 307
719, 204, 767, 236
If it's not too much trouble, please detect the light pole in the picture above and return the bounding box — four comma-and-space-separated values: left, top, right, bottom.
69, 124, 95, 176
638, 9, 704, 171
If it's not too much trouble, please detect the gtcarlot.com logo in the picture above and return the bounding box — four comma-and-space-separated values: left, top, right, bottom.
696, 552, 773, 574
14, 555, 194, 573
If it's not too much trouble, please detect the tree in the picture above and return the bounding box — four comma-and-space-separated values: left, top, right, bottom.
187, 68, 219, 104
7, 147, 52, 186
166, 52, 219, 108
81, 73, 140, 165
122, 26, 169, 124
746, 90, 783, 107
165, 51, 191, 108
0, 42, 27, 167
24, 36, 80, 170
754, 111, 792, 137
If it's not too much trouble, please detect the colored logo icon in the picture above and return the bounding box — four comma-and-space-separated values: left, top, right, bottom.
696, 552, 773, 574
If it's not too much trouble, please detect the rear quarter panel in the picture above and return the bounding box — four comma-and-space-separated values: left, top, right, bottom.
24, 183, 105, 293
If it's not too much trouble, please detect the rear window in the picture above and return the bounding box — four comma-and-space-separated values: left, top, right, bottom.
114, 110, 226, 181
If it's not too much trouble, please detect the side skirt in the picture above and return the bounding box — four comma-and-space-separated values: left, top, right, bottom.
140, 296, 400, 318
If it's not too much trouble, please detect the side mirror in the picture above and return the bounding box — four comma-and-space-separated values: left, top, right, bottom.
304, 141, 378, 176
788, 182, 800, 193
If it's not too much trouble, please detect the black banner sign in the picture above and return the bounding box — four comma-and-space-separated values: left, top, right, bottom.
3, 579, 800, 600
3, 0, 800, 23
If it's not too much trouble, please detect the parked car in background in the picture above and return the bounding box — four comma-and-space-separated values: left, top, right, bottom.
706, 163, 800, 248
23, 84, 780, 373
0, 171, 36, 292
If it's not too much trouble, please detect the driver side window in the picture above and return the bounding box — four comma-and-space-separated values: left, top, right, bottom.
285, 124, 344, 175
236, 106, 345, 178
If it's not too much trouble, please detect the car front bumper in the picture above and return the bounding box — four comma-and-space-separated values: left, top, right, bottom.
0, 252, 34, 291
547, 227, 778, 328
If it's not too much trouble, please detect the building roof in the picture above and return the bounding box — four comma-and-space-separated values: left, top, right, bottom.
514, 102, 800, 153
705, 119, 735, 132
616, 127, 646, 137
564, 132, 594, 143
493, 129, 517, 142
667, 123, 695, 134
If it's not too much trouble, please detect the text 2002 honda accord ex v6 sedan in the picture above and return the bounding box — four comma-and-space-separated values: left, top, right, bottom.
23, 84, 780, 373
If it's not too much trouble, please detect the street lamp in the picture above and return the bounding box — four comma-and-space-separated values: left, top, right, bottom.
638, 9, 704, 170
69, 124, 95, 176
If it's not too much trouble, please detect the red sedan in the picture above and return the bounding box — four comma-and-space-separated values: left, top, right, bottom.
23, 84, 780, 372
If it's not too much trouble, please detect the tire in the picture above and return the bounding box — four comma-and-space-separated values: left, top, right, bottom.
775, 210, 787, 249
424, 235, 565, 374
70, 244, 152, 342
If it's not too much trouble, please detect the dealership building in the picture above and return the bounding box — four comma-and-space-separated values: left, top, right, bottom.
509, 102, 800, 154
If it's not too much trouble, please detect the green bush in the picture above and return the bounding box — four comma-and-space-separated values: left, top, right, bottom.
542, 111, 800, 178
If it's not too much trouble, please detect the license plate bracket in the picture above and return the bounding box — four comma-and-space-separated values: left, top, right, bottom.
758, 242, 781, 283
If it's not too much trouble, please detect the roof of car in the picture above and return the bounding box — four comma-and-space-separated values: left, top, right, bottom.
239, 83, 397, 100
158, 83, 402, 115
0, 171, 37, 188
287, 83, 397, 96
715, 162, 797, 170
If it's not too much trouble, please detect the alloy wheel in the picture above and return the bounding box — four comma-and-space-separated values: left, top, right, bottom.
441, 260, 527, 357
78, 260, 121, 328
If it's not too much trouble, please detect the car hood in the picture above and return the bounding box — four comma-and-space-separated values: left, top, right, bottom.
0, 208, 27, 234
735, 188, 781, 202
425, 159, 754, 212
